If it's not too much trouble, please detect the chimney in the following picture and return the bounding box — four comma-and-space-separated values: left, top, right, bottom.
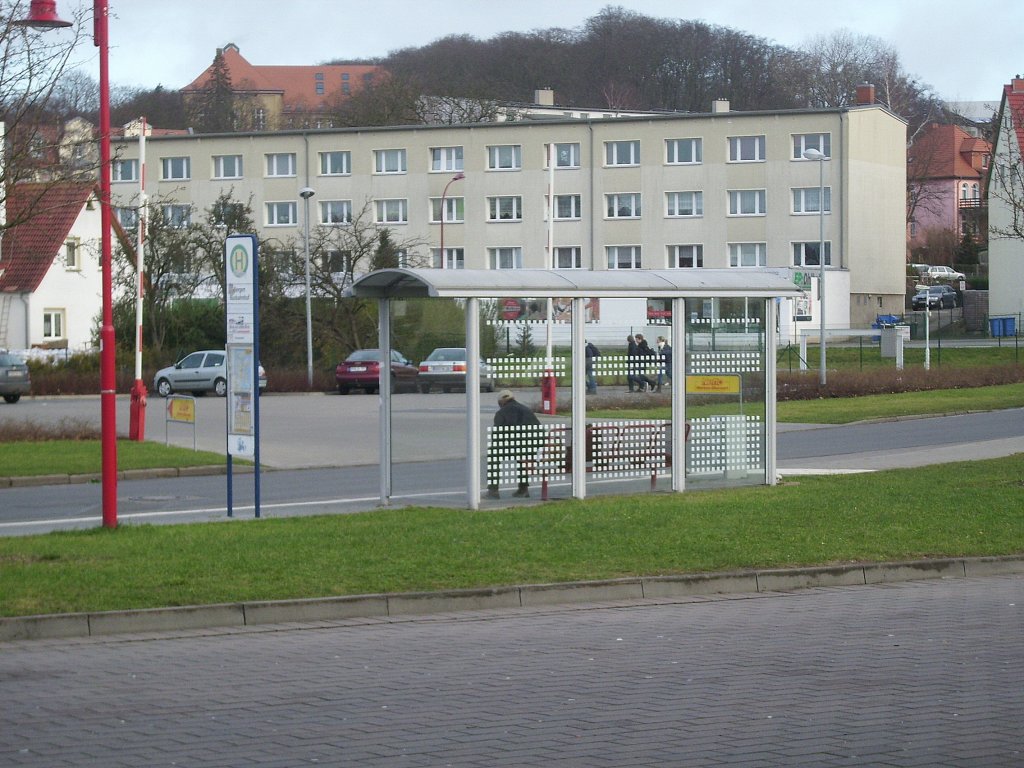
534, 88, 555, 106
712, 99, 730, 113
1013, 75, 1024, 94
856, 82, 876, 105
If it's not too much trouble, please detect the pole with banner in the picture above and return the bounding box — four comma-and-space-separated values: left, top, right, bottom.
224, 234, 261, 518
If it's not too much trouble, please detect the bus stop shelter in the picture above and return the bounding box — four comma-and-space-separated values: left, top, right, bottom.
347, 268, 803, 510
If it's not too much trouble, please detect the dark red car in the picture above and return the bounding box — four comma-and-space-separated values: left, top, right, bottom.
335, 349, 419, 395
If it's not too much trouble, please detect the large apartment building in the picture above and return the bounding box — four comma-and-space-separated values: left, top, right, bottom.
110, 89, 907, 335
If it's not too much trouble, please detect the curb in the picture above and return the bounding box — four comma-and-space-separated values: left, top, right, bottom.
0, 465, 245, 488
2, 555, 1021, 643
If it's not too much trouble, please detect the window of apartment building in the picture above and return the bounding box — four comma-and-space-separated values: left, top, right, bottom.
666, 191, 703, 217
546, 142, 581, 168
488, 246, 523, 270
161, 204, 191, 228
607, 245, 641, 269
319, 150, 351, 176
605, 140, 640, 166
552, 246, 582, 269
728, 242, 766, 267
792, 133, 831, 159
606, 193, 642, 218
114, 206, 138, 229
314, 72, 325, 96
375, 198, 408, 224
213, 154, 243, 180
374, 148, 407, 174
320, 200, 352, 225
728, 189, 767, 216
669, 244, 704, 268
488, 195, 522, 221
112, 158, 138, 183
728, 135, 766, 162
665, 138, 702, 164
430, 196, 464, 223
545, 193, 582, 220
431, 146, 464, 172
161, 156, 190, 180
266, 201, 297, 226
43, 309, 65, 340
792, 186, 831, 214
265, 153, 296, 177
64, 239, 80, 270
326, 249, 352, 274
487, 144, 522, 170
792, 241, 832, 267
433, 247, 465, 269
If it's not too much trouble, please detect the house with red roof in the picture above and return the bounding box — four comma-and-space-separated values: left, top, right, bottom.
988, 76, 1024, 320
182, 43, 383, 131
0, 182, 103, 350
907, 122, 990, 253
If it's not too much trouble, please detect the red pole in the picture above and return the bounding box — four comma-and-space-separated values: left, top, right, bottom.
97, 0, 118, 527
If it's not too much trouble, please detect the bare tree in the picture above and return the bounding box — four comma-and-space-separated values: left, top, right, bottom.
0, 0, 89, 232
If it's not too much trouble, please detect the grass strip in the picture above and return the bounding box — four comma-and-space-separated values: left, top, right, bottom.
1, 454, 1021, 617
0, 440, 227, 477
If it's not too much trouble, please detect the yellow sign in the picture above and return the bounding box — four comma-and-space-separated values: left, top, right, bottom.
166, 397, 196, 423
686, 374, 741, 395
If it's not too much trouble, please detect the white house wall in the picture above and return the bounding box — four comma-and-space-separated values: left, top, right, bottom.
989, 109, 1024, 318
29, 201, 102, 350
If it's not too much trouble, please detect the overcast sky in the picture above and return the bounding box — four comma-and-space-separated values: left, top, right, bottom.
61, 0, 1021, 105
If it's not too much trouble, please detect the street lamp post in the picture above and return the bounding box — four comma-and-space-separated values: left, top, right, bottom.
17, 0, 118, 527
802, 148, 827, 386
299, 187, 315, 388
439, 172, 464, 267
916, 284, 931, 370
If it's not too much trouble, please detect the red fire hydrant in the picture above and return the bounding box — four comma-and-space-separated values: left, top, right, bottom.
129, 379, 148, 441
540, 371, 557, 415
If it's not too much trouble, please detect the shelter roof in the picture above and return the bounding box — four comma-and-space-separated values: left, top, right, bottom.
348, 268, 803, 300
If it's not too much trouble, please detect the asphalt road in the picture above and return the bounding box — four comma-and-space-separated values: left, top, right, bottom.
2, 393, 1023, 535
2, 574, 1020, 767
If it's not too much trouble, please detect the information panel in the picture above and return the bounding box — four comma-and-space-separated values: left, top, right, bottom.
225, 235, 257, 457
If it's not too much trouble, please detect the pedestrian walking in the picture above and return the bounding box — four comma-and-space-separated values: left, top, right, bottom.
585, 340, 600, 394
633, 333, 658, 392
656, 336, 673, 389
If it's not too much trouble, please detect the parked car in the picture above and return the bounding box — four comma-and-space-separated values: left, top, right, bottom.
924, 265, 966, 282
335, 349, 419, 394
911, 284, 959, 310
0, 352, 31, 404
153, 350, 267, 397
417, 347, 496, 393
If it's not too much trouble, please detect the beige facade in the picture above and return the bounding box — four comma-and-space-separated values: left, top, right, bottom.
110, 103, 906, 331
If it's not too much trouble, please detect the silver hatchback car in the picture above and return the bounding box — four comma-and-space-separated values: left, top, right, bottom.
153, 350, 267, 397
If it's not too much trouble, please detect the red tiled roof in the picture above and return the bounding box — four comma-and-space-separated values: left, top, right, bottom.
908, 123, 990, 180
1004, 80, 1024, 152
0, 182, 95, 293
183, 44, 382, 112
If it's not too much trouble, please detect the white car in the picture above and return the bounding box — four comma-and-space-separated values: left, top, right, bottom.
925, 265, 966, 282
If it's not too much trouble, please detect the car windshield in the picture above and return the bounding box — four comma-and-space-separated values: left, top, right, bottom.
347, 350, 382, 362
427, 348, 466, 362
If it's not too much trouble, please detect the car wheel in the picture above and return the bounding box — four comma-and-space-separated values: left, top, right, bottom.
214, 378, 227, 397
419, 384, 431, 394
156, 378, 172, 397
337, 385, 350, 395
482, 381, 495, 393
3, 394, 20, 404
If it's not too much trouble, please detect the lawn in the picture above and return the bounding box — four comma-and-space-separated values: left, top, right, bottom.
1, 454, 1022, 617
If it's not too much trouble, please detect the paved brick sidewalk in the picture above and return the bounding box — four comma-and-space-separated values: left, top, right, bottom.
1, 575, 1021, 767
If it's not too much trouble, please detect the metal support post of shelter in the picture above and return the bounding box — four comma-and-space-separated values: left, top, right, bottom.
466, 297, 481, 510
378, 298, 392, 504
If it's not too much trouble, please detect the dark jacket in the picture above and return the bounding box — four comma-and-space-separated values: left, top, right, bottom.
494, 398, 540, 428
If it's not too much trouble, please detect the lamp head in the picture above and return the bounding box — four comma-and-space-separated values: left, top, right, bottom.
802, 148, 825, 161
298, 187, 315, 199
452, 172, 465, 181
13, 0, 72, 28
